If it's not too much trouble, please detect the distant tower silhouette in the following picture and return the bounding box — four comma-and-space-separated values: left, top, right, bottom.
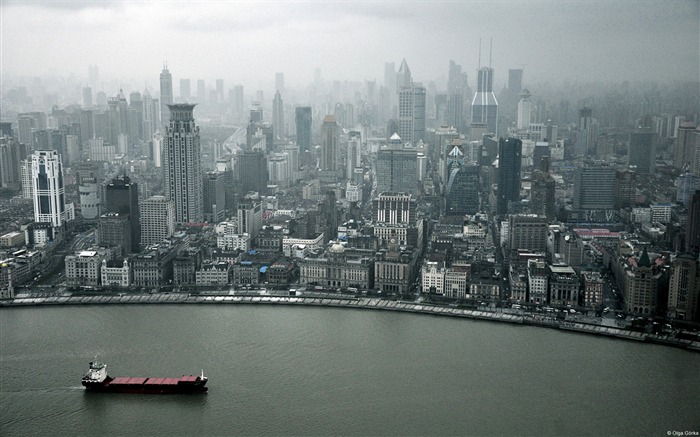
159, 64, 173, 130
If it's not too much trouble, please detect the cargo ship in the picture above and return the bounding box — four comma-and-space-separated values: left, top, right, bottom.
82, 361, 208, 394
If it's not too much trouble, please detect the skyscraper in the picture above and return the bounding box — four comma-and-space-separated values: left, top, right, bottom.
396, 59, 426, 144
516, 89, 532, 130
104, 175, 140, 253
272, 91, 284, 141
576, 108, 597, 157
163, 104, 203, 223
446, 163, 479, 216
233, 85, 244, 115
180, 79, 191, 101
159, 65, 173, 129
82, 86, 93, 108
573, 163, 616, 210
237, 151, 268, 195
508, 69, 523, 95
376, 133, 417, 194
215, 79, 224, 103
31, 150, 66, 228
275, 72, 285, 95
496, 138, 522, 215
203, 171, 225, 223
295, 107, 312, 152
667, 254, 699, 321
687, 190, 700, 254
320, 115, 339, 171
140, 195, 175, 247
627, 130, 658, 174
471, 67, 498, 137
197, 79, 206, 102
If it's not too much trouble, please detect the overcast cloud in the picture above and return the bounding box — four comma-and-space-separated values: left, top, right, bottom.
1, 0, 698, 90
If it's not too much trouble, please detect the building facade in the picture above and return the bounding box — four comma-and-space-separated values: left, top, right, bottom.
163, 104, 203, 223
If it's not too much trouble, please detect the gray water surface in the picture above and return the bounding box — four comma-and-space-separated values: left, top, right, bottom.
1, 305, 698, 436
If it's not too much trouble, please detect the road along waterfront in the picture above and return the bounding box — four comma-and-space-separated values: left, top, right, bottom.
2, 291, 699, 352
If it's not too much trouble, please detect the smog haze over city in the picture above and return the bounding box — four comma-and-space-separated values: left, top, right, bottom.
2, 0, 698, 87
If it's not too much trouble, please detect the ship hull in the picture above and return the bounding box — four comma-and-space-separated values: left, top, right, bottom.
82, 376, 208, 394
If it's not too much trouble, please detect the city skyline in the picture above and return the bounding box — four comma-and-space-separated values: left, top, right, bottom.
1, 0, 698, 90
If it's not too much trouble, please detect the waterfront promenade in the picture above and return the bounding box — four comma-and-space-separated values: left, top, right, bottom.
2, 290, 699, 352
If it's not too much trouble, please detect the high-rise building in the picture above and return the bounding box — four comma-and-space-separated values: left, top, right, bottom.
142, 90, 158, 138
196, 79, 206, 102
508, 214, 548, 253
667, 254, 699, 321
104, 175, 140, 253
272, 91, 284, 141
203, 171, 225, 223
0, 137, 27, 189
180, 79, 191, 101
516, 89, 532, 130
159, 65, 173, 129
496, 138, 522, 215
98, 213, 132, 253
576, 108, 597, 157
237, 151, 268, 194
508, 69, 523, 94
237, 196, 263, 239
673, 122, 698, 171
446, 163, 479, 216
687, 190, 700, 254
163, 104, 203, 223
373, 193, 416, 225
320, 115, 339, 171
627, 130, 658, 174
233, 85, 244, 114
615, 169, 636, 208
82, 86, 93, 108
376, 133, 417, 194
573, 163, 616, 210
140, 195, 175, 246
275, 72, 285, 95
530, 160, 556, 220
471, 67, 498, 137
31, 150, 66, 228
295, 107, 312, 152
676, 173, 700, 206
346, 131, 361, 180
215, 79, 224, 103
395, 60, 425, 144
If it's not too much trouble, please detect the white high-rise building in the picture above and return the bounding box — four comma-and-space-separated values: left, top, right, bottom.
140, 195, 175, 246
143, 90, 158, 137
346, 132, 361, 179
31, 150, 66, 227
152, 132, 163, 168
272, 90, 284, 140
517, 89, 532, 130
163, 104, 203, 224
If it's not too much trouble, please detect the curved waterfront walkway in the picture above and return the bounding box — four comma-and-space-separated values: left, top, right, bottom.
2, 292, 699, 352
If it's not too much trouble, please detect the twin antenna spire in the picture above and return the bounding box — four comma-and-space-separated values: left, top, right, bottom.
477, 37, 493, 69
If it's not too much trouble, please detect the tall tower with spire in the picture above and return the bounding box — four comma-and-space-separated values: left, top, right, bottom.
471, 39, 499, 137
159, 64, 173, 131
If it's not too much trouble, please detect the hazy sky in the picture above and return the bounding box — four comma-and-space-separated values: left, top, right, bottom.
1, 0, 698, 91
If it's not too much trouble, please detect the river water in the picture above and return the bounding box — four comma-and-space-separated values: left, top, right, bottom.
1, 304, 698, 436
